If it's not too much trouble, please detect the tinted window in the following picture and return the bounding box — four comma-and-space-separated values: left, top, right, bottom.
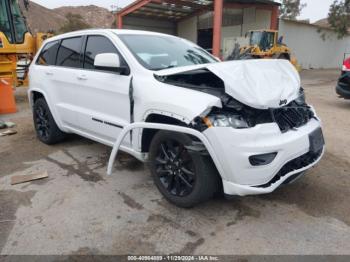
10, 0, 28, 43
56, 37, 82, 68
36, 41, 60, 66
84, 35, 125, 70
0, 0, 13, 43
0, 0, 28, 44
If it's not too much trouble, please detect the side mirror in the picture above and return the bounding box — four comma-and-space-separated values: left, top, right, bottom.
94, 53, 129, 74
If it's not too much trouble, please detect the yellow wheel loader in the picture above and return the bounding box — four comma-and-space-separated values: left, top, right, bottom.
0, 0, 52, 87
228, 30, 301, 71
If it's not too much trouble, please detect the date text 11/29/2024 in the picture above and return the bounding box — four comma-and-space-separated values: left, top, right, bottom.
127, 255, 219, 261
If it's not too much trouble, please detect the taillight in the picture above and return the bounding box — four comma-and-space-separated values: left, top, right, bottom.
343, 57, 350, 71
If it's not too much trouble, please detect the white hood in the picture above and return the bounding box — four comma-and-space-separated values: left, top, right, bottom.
155, 59, 300, 109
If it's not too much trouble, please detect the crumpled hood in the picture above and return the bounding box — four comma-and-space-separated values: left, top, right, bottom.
155, 59, 300, 109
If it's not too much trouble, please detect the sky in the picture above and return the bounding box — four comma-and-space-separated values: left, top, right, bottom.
31, 0, 335, 23
298, 0, 334, 23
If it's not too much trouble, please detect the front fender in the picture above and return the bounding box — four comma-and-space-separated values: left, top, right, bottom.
135, 78, 222, 124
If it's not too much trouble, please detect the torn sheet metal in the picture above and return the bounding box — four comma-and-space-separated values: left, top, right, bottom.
155, 59, 300, 109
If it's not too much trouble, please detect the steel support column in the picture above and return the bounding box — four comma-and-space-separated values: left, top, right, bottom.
271, 5, 279, 30
212, 0, 223, 58
115, 0, 151, 29
117, 14, 123, 29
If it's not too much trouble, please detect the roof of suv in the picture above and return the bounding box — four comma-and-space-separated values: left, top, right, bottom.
47, 29, 173, 42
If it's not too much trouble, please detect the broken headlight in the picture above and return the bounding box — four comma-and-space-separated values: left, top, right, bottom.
204, 114, 249, 129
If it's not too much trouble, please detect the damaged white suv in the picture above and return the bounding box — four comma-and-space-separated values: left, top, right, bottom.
29, 29, 325, 207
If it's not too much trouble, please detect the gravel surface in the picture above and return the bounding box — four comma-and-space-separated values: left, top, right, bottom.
0, 69, 349, 255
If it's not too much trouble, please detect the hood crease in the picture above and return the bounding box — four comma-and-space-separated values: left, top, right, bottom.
155, 60, 300, 109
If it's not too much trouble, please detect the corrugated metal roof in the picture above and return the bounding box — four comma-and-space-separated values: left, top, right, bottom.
132, 1, 213, 21
225, 0, 280, 6
118, 0, 279, 21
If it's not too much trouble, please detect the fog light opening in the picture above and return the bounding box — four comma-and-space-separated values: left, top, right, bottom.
249, 152, 277, 166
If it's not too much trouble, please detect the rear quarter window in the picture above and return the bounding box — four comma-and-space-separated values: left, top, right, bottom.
36, 40, 60, 66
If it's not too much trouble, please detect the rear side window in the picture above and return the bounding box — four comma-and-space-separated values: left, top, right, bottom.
84, 35, 126, 70
36, 41, 60, 66
56, 37, 83, 68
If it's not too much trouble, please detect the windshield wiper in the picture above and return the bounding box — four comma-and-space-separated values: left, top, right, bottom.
153, 65, 176, 71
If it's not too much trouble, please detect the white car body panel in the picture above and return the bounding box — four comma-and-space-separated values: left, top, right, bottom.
71, 69, 132, 143
204, 118, 321, 185
155, 59, 300, 109
28, 29, 324, 197
133, 75, 222, 123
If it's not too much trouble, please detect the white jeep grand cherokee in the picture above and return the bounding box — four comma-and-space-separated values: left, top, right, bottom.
29, 29, 325, 207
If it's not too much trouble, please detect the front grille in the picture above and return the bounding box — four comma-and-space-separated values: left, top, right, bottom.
219, 97, 315, 133
272, 106, 314, 133
254, 149, 323, 188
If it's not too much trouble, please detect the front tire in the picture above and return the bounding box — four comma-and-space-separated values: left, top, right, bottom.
33, 98, 66, 145
149, 131, 220, 208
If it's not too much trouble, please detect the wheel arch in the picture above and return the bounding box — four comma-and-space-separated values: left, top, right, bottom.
280, 52, 291, 60
29, 90, 44, 107
28, 88, 67, 132
141, 113, 188, 153
107, 121, 225, 199
28, 89, 49, 107
273, 52, 291, 61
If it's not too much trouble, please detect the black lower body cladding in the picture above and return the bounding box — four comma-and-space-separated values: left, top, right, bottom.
254, 148, 323, 189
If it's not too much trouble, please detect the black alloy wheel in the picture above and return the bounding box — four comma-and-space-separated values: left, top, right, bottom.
33, 98, 66, 145
34, 103, 51, 141
155, 139, 196, 197
149, 131, 220, 208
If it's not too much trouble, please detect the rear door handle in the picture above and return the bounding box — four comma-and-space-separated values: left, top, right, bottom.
77, 75, 88, 80
45, 71, 53, 76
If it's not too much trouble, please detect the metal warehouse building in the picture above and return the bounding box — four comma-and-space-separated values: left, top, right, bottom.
116, 0, 280, 59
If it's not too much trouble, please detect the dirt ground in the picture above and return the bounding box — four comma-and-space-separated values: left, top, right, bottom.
0, 69, 350, 255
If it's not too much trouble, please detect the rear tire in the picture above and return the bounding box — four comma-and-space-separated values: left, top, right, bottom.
33, 98, 66, 145
149, 131, 220, 208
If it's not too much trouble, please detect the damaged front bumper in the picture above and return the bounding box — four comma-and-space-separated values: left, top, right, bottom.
203, 118, 324, 196
222, 148, 324, 196
336, 71, 350, 99
107, 118, 324, 197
